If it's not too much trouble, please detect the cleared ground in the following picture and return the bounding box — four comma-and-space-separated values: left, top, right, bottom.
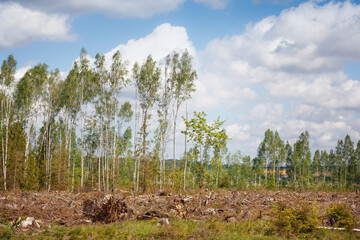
1, 189, 359, 228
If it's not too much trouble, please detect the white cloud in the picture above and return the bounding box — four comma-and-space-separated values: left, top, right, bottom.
104, 23, 195, 67
12, 0, 232, 18
14, 0, 186, 18
266, 73, 360, 110
0, 0, 232, 50
196, 1, 360, 156
204, 1, 360, 76
226, 124, 251, 141
250, 103, 284, 122
0, 2, 75, 49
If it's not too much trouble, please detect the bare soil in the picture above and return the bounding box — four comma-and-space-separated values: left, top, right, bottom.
1, 189, 359, 227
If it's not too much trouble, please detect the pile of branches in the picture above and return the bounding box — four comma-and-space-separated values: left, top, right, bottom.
83, 194, 133, 223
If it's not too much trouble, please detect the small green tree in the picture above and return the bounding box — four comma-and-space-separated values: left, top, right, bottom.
182, 111, 228, 206
326, 203, 356, 230
271, 201, 319, 237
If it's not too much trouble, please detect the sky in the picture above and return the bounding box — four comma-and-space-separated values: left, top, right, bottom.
1, 0, 360, 158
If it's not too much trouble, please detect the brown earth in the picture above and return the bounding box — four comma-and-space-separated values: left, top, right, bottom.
0, 190, 359, 228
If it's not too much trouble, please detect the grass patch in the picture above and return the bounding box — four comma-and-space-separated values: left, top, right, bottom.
0, 218, 358, 239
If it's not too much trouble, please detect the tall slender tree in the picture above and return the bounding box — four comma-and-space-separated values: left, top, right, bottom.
42, 69, 62, 191
109, 50, 130, 191
0, 55, 16, 190
320, 150, 329, 184
169, 50, 197, 179
94, 53, 108, 191
343, 135, 354, 186
335, 139, 344, 185
291, 131, 311, 187
312, 149, 321, 184
133, 55, 161, 193
14, 64, 48, 184
158, 55, 172, 191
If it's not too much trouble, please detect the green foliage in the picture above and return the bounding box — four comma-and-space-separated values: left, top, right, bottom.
271, 201, 319, 237
0, 54, 17, 87
326, 203, 356, 229
182, 111, 228, 191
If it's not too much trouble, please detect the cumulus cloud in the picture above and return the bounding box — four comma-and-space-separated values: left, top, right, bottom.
13, 0, 186, 18
104, 23, 195, 67
0, 0, 232, 50
12, 0, 231, 18
0, 2, 75, 49
204, 1, 360, 76
196, 1, 360, 156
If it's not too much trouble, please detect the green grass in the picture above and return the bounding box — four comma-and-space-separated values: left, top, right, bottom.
1, 219, 359, 240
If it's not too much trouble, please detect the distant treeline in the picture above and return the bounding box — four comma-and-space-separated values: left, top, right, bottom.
223, 130, 360, 190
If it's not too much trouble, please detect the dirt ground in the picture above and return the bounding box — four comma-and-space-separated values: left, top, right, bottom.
1, 189, 359, 228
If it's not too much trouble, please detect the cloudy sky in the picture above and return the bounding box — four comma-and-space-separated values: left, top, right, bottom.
1, 0, 360, 157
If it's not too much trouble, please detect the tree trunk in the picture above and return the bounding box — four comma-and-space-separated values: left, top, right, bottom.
183, 104, 188, 191
59, 126, 62, 189
48, 124, 52, 191
112, 106, 117, 192
133, 89, 138, 194
141, 110, 148, 193
198, 146, 203, 207
3, 100, 11, 191
80, 109, 84, 189
172, 106, 179, 187
69, 125, 73, 191
105, 117, 110, 192
98, 115, 103, 191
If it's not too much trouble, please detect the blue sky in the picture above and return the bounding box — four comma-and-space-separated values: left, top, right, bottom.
1, 0, 360, 157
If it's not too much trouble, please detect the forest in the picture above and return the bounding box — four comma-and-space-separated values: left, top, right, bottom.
1, 49, 360, 193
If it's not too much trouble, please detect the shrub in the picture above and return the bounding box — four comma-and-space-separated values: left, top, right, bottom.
271, 201, 319, 236
326, 204, 356, 230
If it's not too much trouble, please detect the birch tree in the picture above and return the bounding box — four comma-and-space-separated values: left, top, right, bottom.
94, 53, 108, 191
77, 48, 94, 188
42, 69, 62, 191
61, 64, 81, 190
169, 50, 197, 179
109, 50, 129, 191
133, 55, 161, 193
14, 64, 47, 181
158, 55, 172, 191
0, 55, 16, 190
